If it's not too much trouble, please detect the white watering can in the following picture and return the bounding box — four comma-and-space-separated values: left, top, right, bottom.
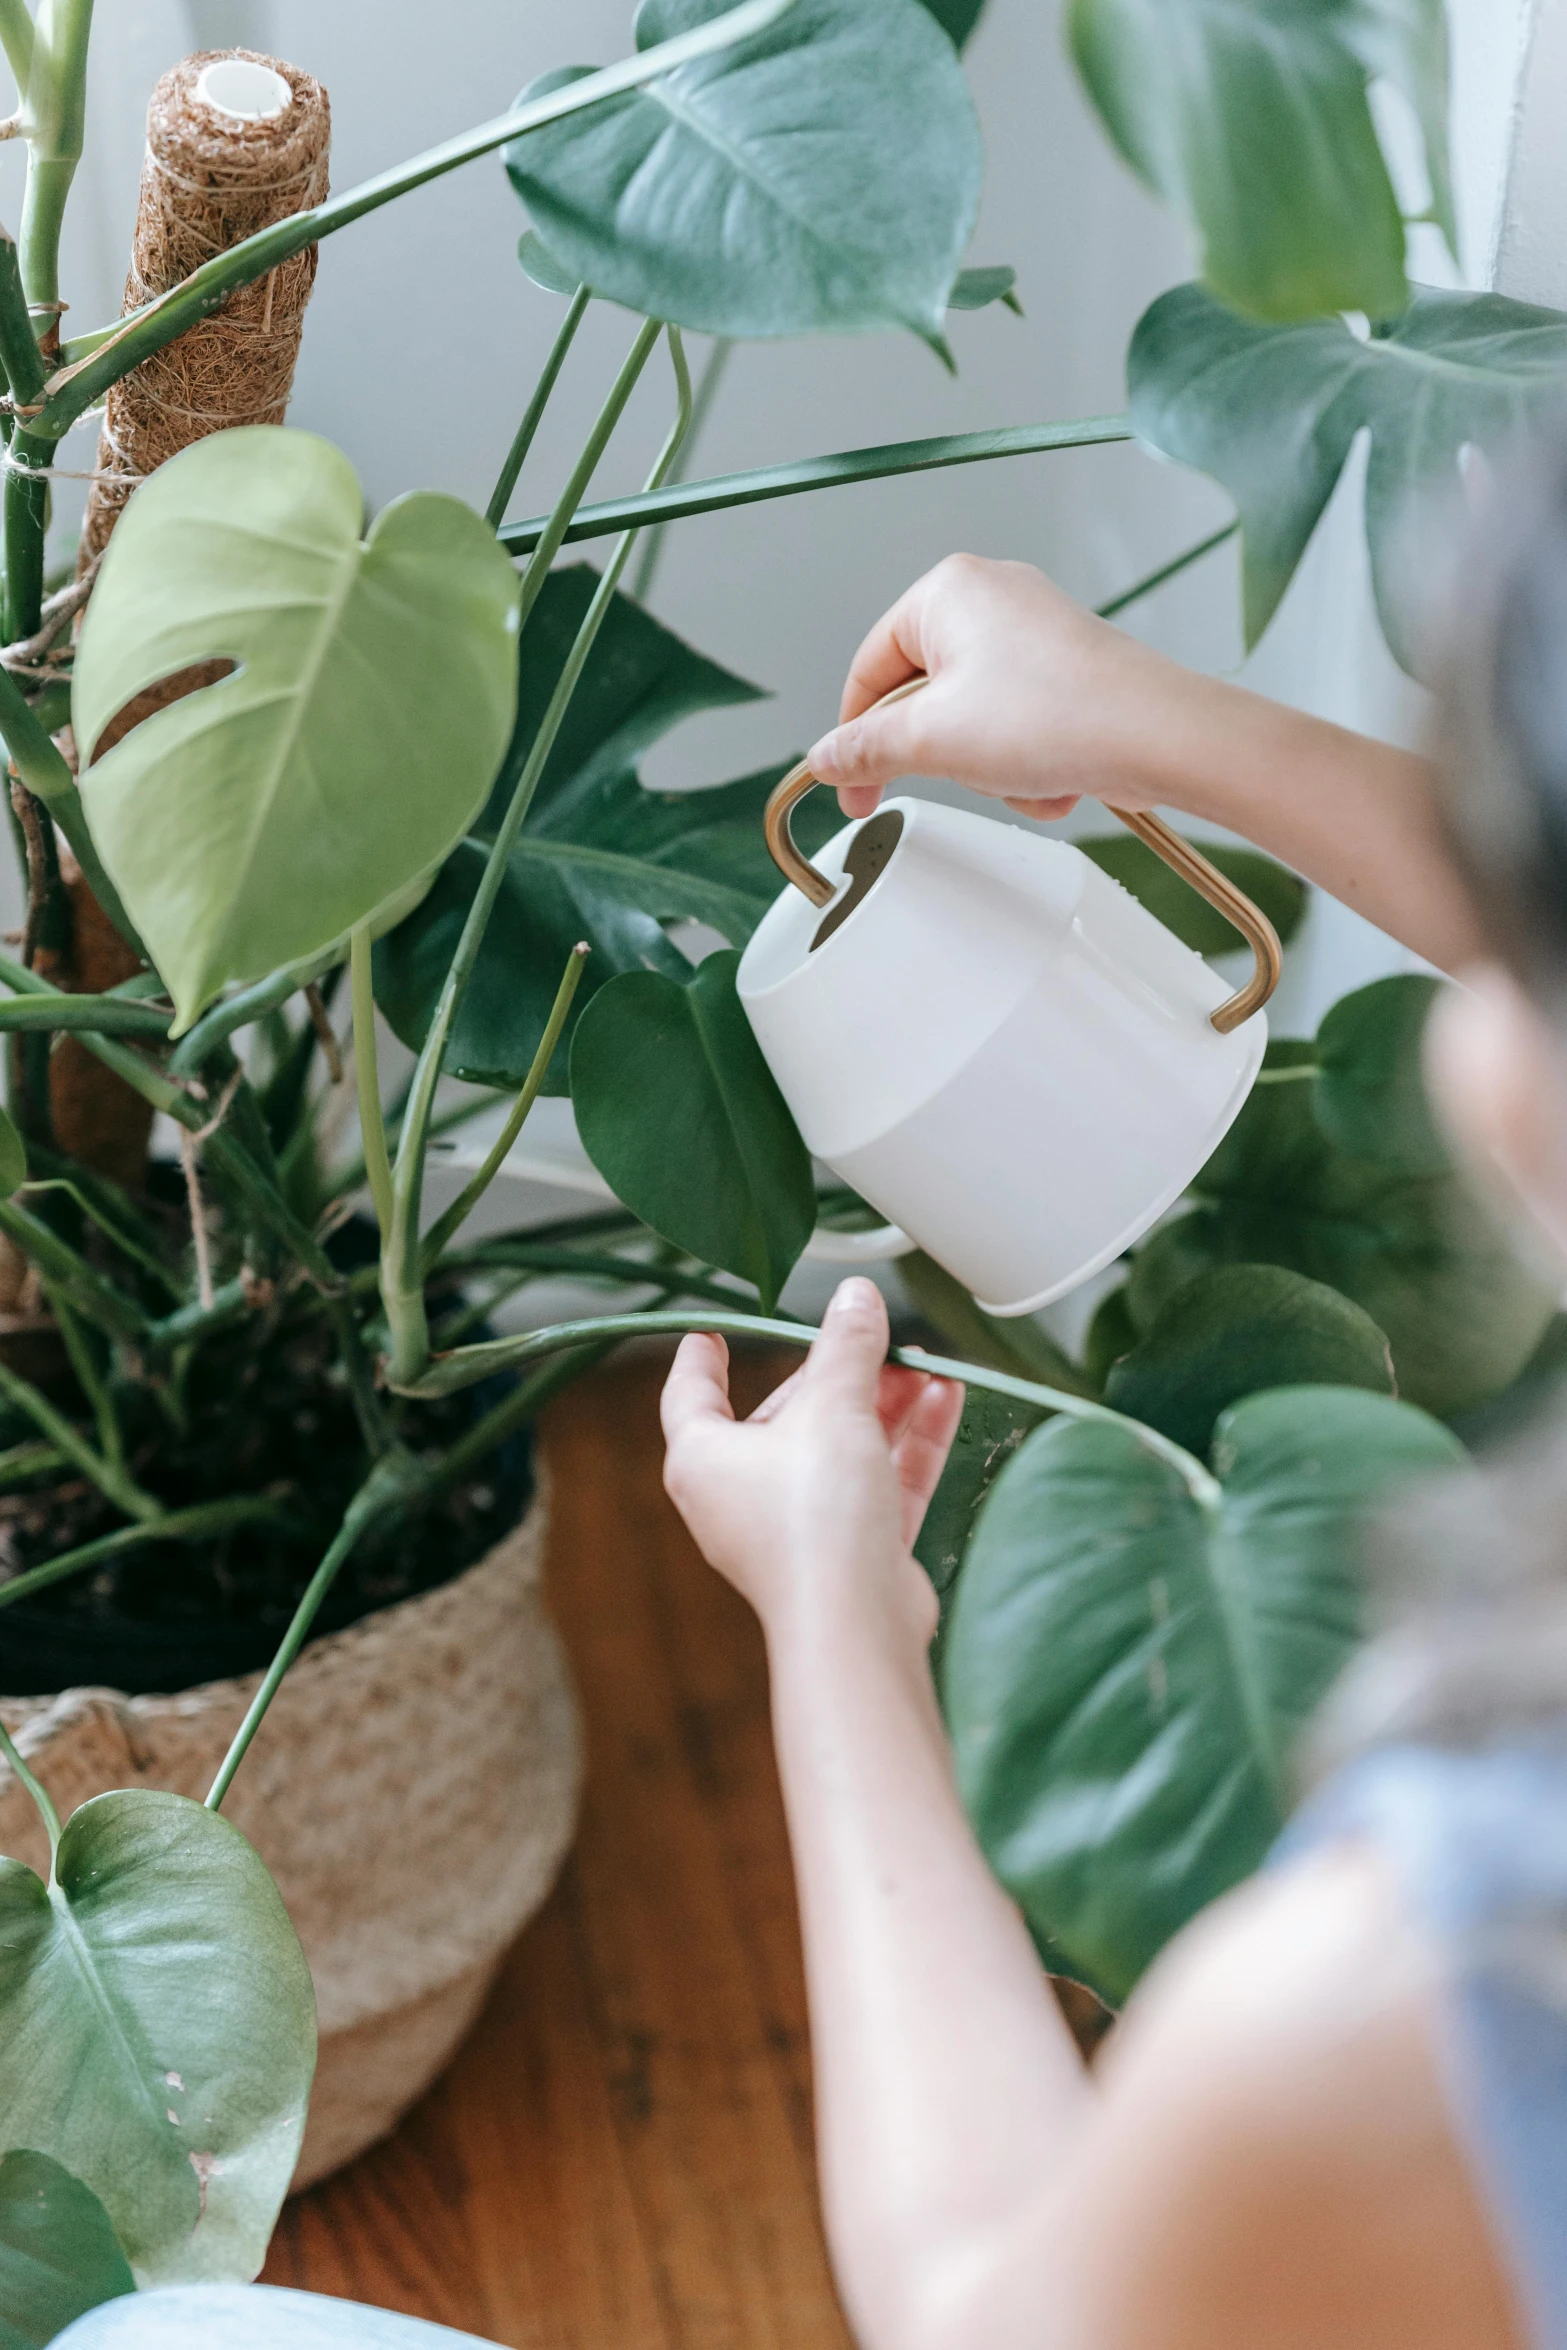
735, 680, 1282, 1317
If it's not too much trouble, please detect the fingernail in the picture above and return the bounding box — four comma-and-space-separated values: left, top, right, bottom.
808, 731, 842, 780
828, 1275, 880, 1317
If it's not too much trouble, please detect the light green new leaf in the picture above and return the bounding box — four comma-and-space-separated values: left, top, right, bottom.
569, 949, 815, 1308
1105, 1263, 1394, 1457
1077, 833, 1306, 956
0, 1789, 316, 2285
505, 0, 982, 351
0, 2153, 133, 2350
1070, 0, 1451, 322
943, 1387, 1462, 2000
73, 428, 520, 1030
1129, 282, 1567, 674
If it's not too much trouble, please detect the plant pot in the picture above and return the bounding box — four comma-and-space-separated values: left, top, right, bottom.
0, 1469, 579, 2187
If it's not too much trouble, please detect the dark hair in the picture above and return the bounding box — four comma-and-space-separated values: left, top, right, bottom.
1437, 439, 1567, 1004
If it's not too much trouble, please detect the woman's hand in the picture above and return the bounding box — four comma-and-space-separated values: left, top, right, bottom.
805, 554, 1189, 821
659, 1276, 963, 1653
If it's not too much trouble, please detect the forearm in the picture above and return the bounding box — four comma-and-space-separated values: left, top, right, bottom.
767, 1588, 1091, 2350
1121, 663, 1484, 975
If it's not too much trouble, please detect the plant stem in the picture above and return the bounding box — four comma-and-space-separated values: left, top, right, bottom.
43, 1284, 122, 1471
350, 926, 393, 1238
0, 1710, 61, 1858
1095, 520, 1239, 622
485, 283, 590, 532
17, 0, 96, 331
514, 316, 663, 632
0, 1493, 292, 1613
0, 663, 145, 951
0, 991, 169, 1033
169, 945, 341, 1076
0, 1437, 64, 1486
0, 1194, 147, 1342
499, 414, 1133, 556
0, 1354, 158, 1518
205, 1453, 423, 1811
0, 0, 34, 95
629, 333, 732, 603
39, 0, 793, 439
0, 226, 44, 404
419, 942, 588, 1271
392, 1307, 1221, 1501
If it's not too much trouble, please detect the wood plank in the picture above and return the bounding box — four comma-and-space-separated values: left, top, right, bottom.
265, 1347, 851, 2350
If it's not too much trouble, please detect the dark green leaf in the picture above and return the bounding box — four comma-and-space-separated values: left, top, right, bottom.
1314, 974, 1448, 1175
915, 1384, 1044, 1601
0, 1107, 25, 1197
916, 0, 985, 47
1105, 1263, 1394, 1456
943, 1386, 1462, 2000
898, 1249, 1095, 1391
569, 949, 815, 1307
1125, 990, 1558, 1418
1077, 833, 1306, 955
0, 2153, 132, 2349
1129, 282, 1567, 674
949, 265, 1018, 313
505, 0, 982, 351
0, 1789, 316, 2284
1070, 0, 1451, 322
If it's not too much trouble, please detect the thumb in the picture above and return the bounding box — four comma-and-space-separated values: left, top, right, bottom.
807, 692, 937, 801
803, 1276, 891, 1411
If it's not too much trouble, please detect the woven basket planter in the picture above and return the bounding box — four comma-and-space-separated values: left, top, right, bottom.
0, 1472, 579, 2188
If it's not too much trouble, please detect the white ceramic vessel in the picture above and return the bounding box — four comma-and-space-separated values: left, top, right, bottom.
737, 788, 1278, 1317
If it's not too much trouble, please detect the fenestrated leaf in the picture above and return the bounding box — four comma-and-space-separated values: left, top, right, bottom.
1070, 0, 1451, 323
1315, 973, 1448, 1176
1125, 1002, 1558, 1418
504, 0, 982, 352
0, 1789, 316, 2285
1078, 832, 1306, 956
0, 2153, 133, 2349
943, 1386, 1463, 2000
569, 949, 814, 1307
0, 1106, 26, 1197
376, 569, 834, 1091
73, 429, 520, 1030
1129, 283, 1567, 674
1105, 1263, 1394, 1457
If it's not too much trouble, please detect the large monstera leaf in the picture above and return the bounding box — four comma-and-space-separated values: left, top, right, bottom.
504, 0, 982, 351
1070, 0, 1451, 323
0, 2153, 133, 2348
73, 429, 520, 1030
943, 1387, 1463, 2001
0, 1789, 316, 2286
1129, 282, 1567, 674
374, 569, 837, 1091
1125, 979, 1558, 1418
569, 949, 816, 1309
1077, 833, 1306, 956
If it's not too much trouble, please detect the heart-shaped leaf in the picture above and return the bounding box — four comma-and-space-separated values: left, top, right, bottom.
943, 1386, 1463, 2000
504, 0, 982, 351
1104, 1263, 1394, 1457
1125, 991, 1558, 1418
375, 568, 836, 1091
569, 948, 815, 1307
0, 2153, 133, 2349
73, 428, 521, 1030
1070, 0, 1451, 322
1314, 973, 1448, 1176
1129, 282, 1567, 673
1078, 832, 1306, 956
0, 1788, 316, 2285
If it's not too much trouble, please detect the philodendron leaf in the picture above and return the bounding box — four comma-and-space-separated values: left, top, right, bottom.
73, 427, 520, 1030
1314, 974, 1449, 1176
943, 1387, 1463, 2001
0, 1789, 316, 2285
1129, 282, 1567, 675
517, 228, 583, 296
1104, 1263, 1395, 1457
1077, 833, 1306, 957
569, 949, 815, 1308
1070, 0, 1451, 323
0, 2153, 133, 2350
949, 265, 1019, 314
504, 0, 982, 351
0, 1107, 26, 1197
1126, 988, 1559, 1418
375, 568, 836, 1091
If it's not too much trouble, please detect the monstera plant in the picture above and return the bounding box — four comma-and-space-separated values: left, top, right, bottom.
0, 0, 1558, 2324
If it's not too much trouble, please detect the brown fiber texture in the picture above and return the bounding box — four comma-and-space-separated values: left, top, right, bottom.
78, 47, 330, 566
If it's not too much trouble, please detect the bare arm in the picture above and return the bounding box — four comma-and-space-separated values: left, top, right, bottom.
804, 555, 1485, 975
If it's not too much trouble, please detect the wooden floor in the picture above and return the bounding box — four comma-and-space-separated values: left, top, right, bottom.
263, 1347, 852, 2350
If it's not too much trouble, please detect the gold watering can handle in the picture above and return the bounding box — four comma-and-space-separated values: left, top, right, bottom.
763, 675, 1282, 1037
